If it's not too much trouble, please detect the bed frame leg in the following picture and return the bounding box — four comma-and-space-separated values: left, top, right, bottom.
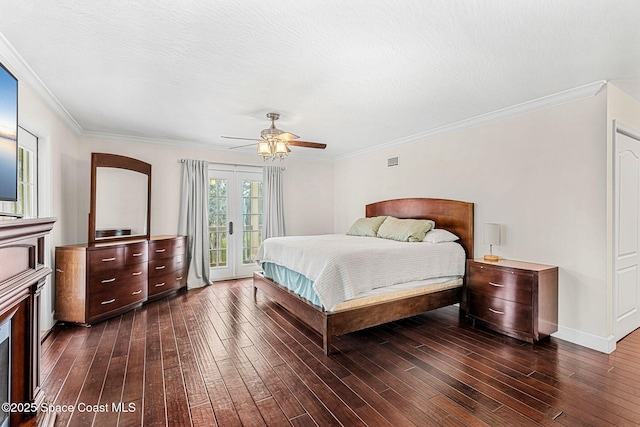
253, 284, 257, 301
323, 316, 332, 355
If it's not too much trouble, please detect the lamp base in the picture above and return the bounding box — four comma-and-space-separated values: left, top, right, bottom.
483, 254, 499, 262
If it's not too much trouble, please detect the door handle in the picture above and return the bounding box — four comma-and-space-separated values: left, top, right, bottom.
229, 221, 234, 235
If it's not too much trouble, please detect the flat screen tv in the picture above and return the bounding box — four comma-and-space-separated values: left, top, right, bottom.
0, 62, 18, 205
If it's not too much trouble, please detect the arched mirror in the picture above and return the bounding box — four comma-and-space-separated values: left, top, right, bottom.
89, 153, 151, 244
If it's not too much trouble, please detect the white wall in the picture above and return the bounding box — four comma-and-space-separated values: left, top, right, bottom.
19, 84, 81, 244
17, 83, 81, 332
334, 90, 609, 348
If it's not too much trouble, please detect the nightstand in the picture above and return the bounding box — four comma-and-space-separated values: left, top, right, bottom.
466, 259, 558, 343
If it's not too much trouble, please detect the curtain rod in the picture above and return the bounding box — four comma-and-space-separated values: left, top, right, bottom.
178, 159, 284, 170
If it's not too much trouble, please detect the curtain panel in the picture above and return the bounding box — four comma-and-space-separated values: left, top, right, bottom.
263, 166, 286, 239
178, 159, 211, 289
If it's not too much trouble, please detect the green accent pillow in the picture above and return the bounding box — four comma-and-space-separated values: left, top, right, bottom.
377, 217, 435, 242
346, 216, 388, 237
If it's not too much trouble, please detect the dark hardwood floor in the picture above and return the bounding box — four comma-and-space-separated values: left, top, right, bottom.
39, 278, 640, 426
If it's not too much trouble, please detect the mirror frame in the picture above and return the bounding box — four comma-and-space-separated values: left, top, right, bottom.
89, 152, 152, 244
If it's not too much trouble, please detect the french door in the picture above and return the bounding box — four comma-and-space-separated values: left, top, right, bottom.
208, 167, 263, 281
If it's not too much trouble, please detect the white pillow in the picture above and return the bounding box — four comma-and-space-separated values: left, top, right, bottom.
422, 228, 459, 243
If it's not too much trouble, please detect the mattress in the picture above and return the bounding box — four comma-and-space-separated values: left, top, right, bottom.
256, 234, 466, 311
262, 261, 463, 312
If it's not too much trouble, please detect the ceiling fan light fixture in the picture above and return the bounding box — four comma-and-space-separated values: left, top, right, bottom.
224, 112, 325, 159
257, 139, 289, 160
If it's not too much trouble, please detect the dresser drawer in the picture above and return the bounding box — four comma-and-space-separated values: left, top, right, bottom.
125, 242, 148, 265
88, 280, 147, 319
467, 263, 533, 304
88, 263, 148, 288
468, 291, 532, 333
148, 255, 184, 278
149, 239, 175, 259
148, 271, 183, 297
88, 247, 125, 272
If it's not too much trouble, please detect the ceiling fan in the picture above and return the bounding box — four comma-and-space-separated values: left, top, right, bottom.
222, 113, 327, 159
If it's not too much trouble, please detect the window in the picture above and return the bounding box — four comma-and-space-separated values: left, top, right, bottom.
0, 144, 36, 218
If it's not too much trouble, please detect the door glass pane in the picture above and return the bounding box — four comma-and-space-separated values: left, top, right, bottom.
242, 179, 263, 264
209, 178, 228, 268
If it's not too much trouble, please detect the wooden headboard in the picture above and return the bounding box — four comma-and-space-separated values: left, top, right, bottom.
365, 198, 474, 259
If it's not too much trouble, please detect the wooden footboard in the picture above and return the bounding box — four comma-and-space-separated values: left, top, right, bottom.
253, 271, 462, 354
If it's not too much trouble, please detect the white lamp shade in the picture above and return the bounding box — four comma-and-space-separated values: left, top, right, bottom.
274, 140, 288, 155
483, 223, 501, 245
257, 141, 271, 155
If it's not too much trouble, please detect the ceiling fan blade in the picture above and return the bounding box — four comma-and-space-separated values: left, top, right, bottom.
228, 142, 258, 149
221, 136, 261, 141
277, 132, 300, 141
288, 140, 327, 149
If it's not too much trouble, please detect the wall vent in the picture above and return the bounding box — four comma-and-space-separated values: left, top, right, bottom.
387, 156, 399, 167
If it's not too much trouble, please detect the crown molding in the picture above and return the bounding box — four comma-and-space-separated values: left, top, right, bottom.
336, 80, 608, 161
83, 130, 230, 151
0, 33, 84, 134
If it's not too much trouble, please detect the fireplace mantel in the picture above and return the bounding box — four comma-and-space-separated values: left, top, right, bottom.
0, 218, 55, 426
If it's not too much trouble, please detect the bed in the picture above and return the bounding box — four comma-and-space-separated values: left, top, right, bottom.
253, 197, 474, 354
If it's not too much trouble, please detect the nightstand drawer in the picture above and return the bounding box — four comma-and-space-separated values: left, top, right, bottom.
467, 263, 533, 304
468, 291, 532, 333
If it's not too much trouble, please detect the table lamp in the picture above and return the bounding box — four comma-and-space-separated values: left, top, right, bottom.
483, 223, 500, 262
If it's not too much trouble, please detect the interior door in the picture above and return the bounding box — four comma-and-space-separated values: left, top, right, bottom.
209, 167, 263, 281
614, 124, 640, 341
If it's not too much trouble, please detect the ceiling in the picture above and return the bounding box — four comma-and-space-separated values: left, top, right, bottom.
1, 0, 640, 160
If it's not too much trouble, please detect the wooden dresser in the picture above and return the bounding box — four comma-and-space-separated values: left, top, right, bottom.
466, 259, 558, 343
148, 235, 187, 301
55, 235, 187, 325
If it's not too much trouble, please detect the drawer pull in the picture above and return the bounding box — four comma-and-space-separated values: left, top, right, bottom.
101, 298, 116, 305
101, 278, 116, 284
132, 252, 143, 257
489, 308, 504, 315
155, 282, 166, 287
132, 271, 143, 276
155, 265, 166, 270
489, 281, 504, 288
156, 248, 166, 253
56, 268, 64, 273
176, 276, 183, 280
101, 257, 116, 262
132, 290, 143, 295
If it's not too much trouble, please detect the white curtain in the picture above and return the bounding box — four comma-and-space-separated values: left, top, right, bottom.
263, 166, 286, 239
178, 159, 211, 289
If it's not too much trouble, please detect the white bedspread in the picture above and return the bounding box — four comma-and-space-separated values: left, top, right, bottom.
256, 234, 465, 311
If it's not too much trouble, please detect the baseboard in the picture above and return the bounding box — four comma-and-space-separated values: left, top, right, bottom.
552, 326, 616, 354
